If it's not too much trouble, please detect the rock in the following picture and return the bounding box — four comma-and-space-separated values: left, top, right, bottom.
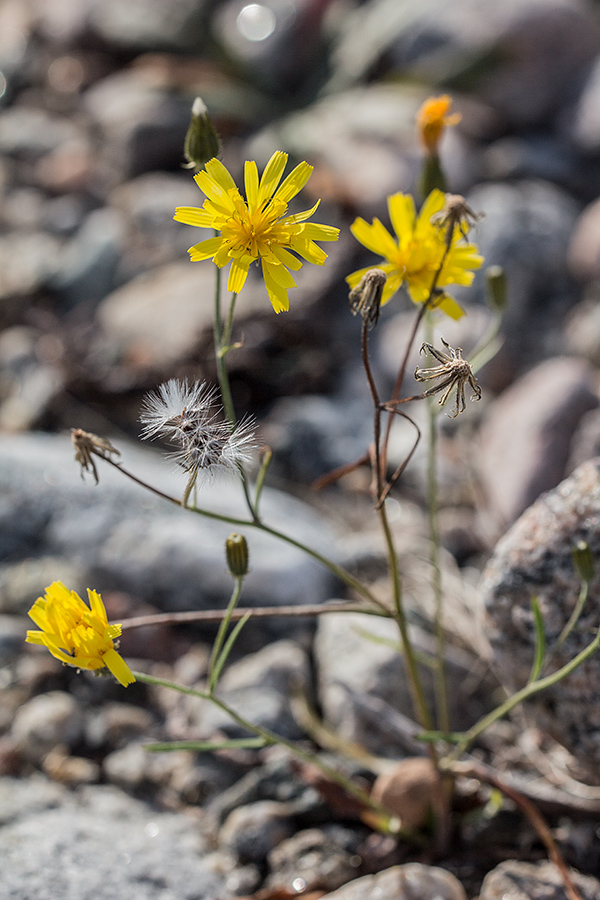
480, 458, 600, 778
265, 824, 365, 893
83, 69, 192, 182
370, 757, 442, 830
0, 557, 85, 616
0, 614, 27, 667
464, 181, 580, 382
0, 106, 81, 157
314, 611, 493, 757
85, 702, 156, 750
568, 197, 600, 284
42, 745, 101, 786
0, 433, 337, 644
102, 742, 194, 795
478, 357, 599, 533
0, 232, 64, 308
572, 52, 600, 154
220, 800, 295, 864
11, 691, 85, 762
52, 208, 124, 307
479, 859, 600, 900
88, 0, 209, 53
0, 777, 227, 900
316, 863, 466, 900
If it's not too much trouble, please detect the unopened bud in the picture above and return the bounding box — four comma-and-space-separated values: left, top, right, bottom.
183, 97, 221, 171
348, 268, 387, 329
226, 533, 249, 577
573, 540, 594, 583
485, 265, 508, 313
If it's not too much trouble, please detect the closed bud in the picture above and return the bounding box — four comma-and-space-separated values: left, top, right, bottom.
183, 97, 221, 171
226, 533, 249, 577
573, 540, 594, 583
485, 265, 508, 313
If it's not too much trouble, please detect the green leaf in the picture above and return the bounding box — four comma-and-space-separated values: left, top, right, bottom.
528, 595, 546, 683
145, 737, 267, 753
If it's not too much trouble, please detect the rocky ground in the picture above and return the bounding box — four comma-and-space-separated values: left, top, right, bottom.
5, 0, 600, 898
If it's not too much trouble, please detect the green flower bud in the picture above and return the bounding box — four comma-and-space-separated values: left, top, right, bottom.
226, 533, 249, 578
485, 265, 508, 313
183, 97, 221, 172
573, 540, 594, 583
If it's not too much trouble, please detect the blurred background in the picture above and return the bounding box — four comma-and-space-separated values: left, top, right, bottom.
4, 0, 600, 444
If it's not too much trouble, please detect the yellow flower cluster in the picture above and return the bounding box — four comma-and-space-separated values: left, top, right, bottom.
417, 94, 461, 155
26, 581, 135, 687
346, 189, 483, 320
174, 152, 339, 313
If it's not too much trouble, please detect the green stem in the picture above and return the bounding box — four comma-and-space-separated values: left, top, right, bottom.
378, 502, 433, 733
97, 454, 384, 612
209, 576, 244, 693
133, 670, 399, 832
468, 310, 503, 374
424, 314, 449, 735
444, 625, 600, 765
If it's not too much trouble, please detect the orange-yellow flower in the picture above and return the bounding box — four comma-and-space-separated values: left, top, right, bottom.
174, 152, 340, 313
26, 581, 135, 687
346, 190, 483, 320
417, 95, 461, 155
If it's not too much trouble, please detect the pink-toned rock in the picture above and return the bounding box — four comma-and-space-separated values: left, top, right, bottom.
479, 458, 600, 779
478, 356, 598, 535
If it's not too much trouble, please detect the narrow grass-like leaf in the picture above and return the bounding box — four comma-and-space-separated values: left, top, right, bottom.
145, 737, 267, 753
528, 595, 546, 683
210, 610, 252, 692
209, 577, 243, 692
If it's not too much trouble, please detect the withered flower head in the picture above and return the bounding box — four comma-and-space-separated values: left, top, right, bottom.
348, 267, 387, 329
431, 194, 483, 245
414, 338, 481, 418
72, 429, 120, 485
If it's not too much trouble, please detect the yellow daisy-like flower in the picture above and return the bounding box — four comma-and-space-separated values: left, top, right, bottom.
417, 94, 461, 155
26, 581, 135, 687
174, 152, 340, 313
346, 189, 483, 320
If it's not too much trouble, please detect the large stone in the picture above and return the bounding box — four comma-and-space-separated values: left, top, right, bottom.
479, 859, 600, 900
0, 433, 337, 643
0, 777, 227, 900
480, 458, 600, 779
478, 357, 599, 533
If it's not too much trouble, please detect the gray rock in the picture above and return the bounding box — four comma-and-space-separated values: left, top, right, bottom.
480, 458, 600, 778
83, 70, 192, 182
11, 691, 85, 762
478, 357, 599, 533
315, 611, 492, 756
0, 231, 64, 303
479, 859, 600, 900
317, 863, 466, 900
89, 0, 209, 53
0, 433, 336, 636
0, 107, 81, 158
465, 181, 580, 379
572, 52, 600, 154
0, 614, 27, 667
220, 800, 295, 864
102, 743, 195, 795
53, 208, 124, 307
265, 824, 365, 893
0, 777, 227, 900
85, 702, 156, 750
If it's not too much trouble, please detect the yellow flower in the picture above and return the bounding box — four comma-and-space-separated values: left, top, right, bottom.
26, 581, 135, 687
346, 190, 483, 320
417, 95, 461, 155
174, 152, 340, 313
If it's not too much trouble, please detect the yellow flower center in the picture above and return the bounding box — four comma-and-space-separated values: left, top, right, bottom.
220, 196, 288, 259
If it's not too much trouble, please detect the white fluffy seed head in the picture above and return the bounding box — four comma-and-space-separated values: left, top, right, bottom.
140, 379, 256, 478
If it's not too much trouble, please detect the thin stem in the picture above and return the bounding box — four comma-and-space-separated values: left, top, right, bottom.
449, 761, 584, 900
133, 670, 399, 832
361, 319, 383, 499
212, 272, 255, 518
424, 313, 449, 735
555, 580, 589, 655
89, 449, 384, 611
378, 501, 433, 734
119, 601, 385, 631
444, 625, 600, 765
209, 576, 243, 693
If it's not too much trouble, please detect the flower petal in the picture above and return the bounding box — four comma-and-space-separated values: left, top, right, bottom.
227, 258, 250, 294
274, 161, 313, 203
174, 207, 215, 228
244, 160, 259, 212
188, 236, 224, 262
103, 648, 136, 687
258, 151, 288, 204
